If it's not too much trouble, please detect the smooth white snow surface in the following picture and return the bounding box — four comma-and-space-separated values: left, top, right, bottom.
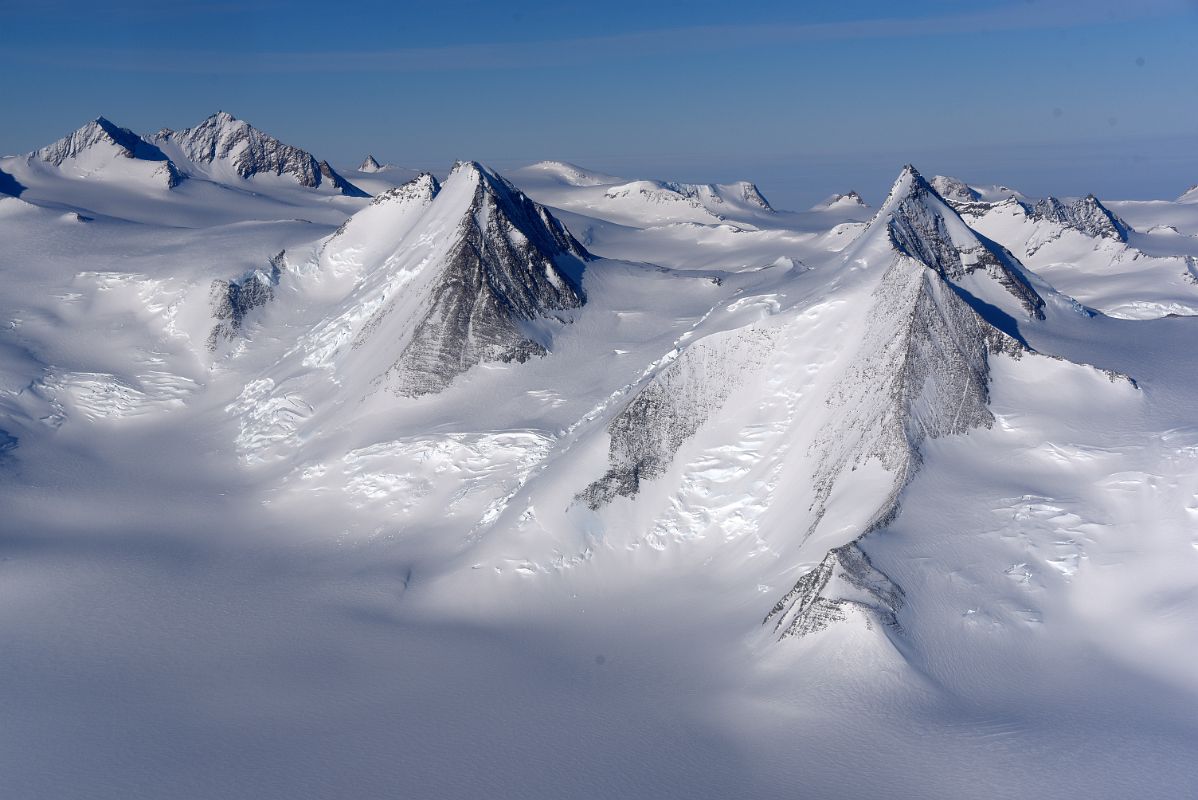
2, 129, 1198, 799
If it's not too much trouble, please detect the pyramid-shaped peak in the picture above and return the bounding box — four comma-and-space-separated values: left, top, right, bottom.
450, 159, 500, 184
441, 161, 590, 262
865, 164, 1044, 319
359, 154, 384, 172
331, 161, 590, 397
37, 116, 170, 166
879, 164, 937, 209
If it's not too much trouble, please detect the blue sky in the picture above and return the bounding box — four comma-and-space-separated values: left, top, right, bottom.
2, 0, 1196, 208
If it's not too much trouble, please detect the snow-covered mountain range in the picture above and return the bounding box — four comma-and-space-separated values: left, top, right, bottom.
3, 113, 1198, 799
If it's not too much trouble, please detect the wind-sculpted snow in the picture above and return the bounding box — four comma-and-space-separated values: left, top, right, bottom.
764, 543, 903, 638
153, 112, 365, 196
33, 369, 199, 424
882, 166, 1045, 319
226, 377, 313, 464
578, 326, 778, 509
207, 252, 284, 350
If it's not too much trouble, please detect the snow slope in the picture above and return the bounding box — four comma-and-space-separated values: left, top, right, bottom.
930, 176, 1198, 319
2, 131, 1198, 800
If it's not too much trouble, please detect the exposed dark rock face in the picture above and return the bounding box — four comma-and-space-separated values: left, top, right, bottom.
359, 155, 384, 172
767, 168, 1046, 641
885, 166, 1045, 319
769, 261, 1022, 640
829, 190, 866, 206
578, 327, 777, 509
36, 117, 183, 188
765, 543, 903, 638
208, 252, 285, 350
39, 117, 173, 166
380, 162, 589, 396
806, 256, 1023, 541
1030, 194, 1129, 242
318, 160, 369, 198
369, 172, 440, 207
154, 112, 364, 196
738, 182, 774, 210
1184, 255, 1198, 285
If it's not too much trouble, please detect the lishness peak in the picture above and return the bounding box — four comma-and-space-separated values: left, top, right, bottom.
359, 154, 383, 172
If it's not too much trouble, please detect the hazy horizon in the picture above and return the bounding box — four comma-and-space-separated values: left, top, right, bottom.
2, 0, 1196, 207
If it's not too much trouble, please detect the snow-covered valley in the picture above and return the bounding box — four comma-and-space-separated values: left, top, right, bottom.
3, 114, 1198, 799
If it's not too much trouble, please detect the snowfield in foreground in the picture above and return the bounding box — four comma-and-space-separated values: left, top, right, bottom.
2, 116, 1198, 799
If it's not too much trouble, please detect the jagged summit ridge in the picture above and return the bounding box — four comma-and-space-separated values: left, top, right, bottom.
875, 165, 1045, 319
1030, 194, 1129, 242
33, 117, 183, 188
152, 112, 366, 196
604, 178, 774, 216
38, 117, 170, 166
813, 190, 867, 210
369, 171, 440, 206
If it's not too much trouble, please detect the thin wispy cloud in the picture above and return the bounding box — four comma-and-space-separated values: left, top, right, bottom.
6, 0, 1192, 74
